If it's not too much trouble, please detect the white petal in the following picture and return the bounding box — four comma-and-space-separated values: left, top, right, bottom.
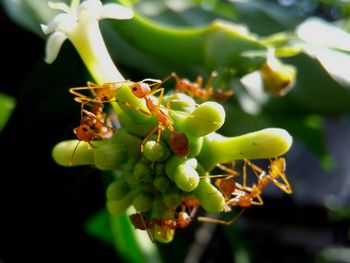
45, 31, 68, 64
100, 4, 134, 20
79, 0, 103, 20
48, 1, 70, 12
41, 13, 70, 35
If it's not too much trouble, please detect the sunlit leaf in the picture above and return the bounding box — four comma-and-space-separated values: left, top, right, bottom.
304, 46, 350, 87
297, 17, 350, 52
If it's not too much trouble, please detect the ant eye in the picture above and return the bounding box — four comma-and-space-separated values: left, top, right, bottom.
132, 87, 137, 91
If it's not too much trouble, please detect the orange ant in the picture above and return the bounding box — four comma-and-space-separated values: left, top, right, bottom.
129, 198, 200, 242
128, 79, 176, 153
69, 81, 129, 104
166, 71, 233, 101
243, 158, 292, 194
69, 101, 114, 165
197, 160, 266, 225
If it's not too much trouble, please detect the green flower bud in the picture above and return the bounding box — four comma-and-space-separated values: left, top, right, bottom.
123, 170, 138, 188
163, 189, 181, 208
115, 85, 151, 123
111, 128, 142, 164
133, 191, 153, 212
52, 140, 94, 167
93, 142, 128, 170
163, 93, 196, 113
154, 163, 165, 176
143, 140, 171, 162
165, 156, 197, 181
185, 102, 225, 137
106, 191, 135, 216
106, 177, 131, 201
153, 175, 171, 193
133, 159, 154, 183
193, 179, 225, 213
115, 109, 158, 139
187, 136, 203, 158
174, 164, 200, 192
153, 224, 175, 244
198, 128, 293, 170
151, 200, 176, 243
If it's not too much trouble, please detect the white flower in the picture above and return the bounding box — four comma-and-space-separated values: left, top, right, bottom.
41, 0, 133, 64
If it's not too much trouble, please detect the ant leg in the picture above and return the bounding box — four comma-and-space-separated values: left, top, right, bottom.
216, 163, 240, 177
140, 126, 159, 153
198, 208, 245, 225
149, 88, 165, 108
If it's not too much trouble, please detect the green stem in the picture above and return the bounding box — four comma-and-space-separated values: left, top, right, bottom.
69, 19, 124, 84
114, 0, 267, 75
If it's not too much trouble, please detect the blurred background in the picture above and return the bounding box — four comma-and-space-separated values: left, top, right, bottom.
1, 0, 350, 262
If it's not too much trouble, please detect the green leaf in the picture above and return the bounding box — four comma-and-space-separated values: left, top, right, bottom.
2, 0, 59, 36
0, 92, 15, 133
85, 209, 115, 245
110, 208, 163, 263
297, 17, 350, 52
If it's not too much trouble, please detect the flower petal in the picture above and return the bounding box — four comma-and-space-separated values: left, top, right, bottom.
78, 0, 103, 20
41, 13, 71, 35
100, 4, 134, 20
48, 1, 70, 12
45, 31, 68, 64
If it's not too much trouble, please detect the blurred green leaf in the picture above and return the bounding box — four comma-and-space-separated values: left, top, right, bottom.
0, 92, 15, 132
297, 17, 350, 52
2, 0, 60, 36
110, 208, 162, 263
85, 209, 115, 245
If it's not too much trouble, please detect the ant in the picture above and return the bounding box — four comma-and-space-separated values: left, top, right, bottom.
69, 81, 129, 104
129, 198, 200, 242
243, 158, 292, 194
197, 160, 266, 225
69, 100, 114, 165
166, 71, 233, 101
128, 79, 176, 153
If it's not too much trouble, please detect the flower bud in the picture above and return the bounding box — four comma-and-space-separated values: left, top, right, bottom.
133, 191, 153, 212
106, 177, 131, 201
133, 159, 154, 183
174, 164, 200, 192
106, 191, 135, 216
185, 102, 225, 137
193, 179, 225, 213
93, 142, 128, 170
153, 175, 171, 193
163, 189, 181, 208
144, 140, 170, 162
52, 139, 94, 167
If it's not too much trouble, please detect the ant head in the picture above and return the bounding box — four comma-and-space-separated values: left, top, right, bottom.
95, 85, 115, 102
176, 211, 191, 228
74, 124, 95, 142
130, 81, 151, 98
